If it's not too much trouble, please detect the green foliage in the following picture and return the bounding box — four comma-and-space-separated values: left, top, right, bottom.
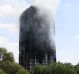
0, 48, 14, 62
1, 47, 79, 74
30, 65, 50, 74
49, 62, 76, 74
16, 70, 29, 74
0, 60, 26, 74
0, 69, 5, 74
0, 48, 29, 74
30, 62, 76, 74
74, 63, 79, 74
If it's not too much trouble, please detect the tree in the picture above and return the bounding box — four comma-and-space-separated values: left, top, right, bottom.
74, 63, 79, 74
49, 62, 76, 74
16, 70, 29, 74
30, 65, 50, 74
0, 69, 5, 74
0, 60, 29, 74
30, 62, 76, 74
0, 48, 14, 62
0, 48, 29, 74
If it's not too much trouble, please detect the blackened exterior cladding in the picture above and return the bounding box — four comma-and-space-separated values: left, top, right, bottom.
19, 6, 56, 70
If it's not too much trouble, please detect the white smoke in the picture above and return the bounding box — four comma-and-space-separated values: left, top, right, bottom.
32, 0, 60, 15
32, 0, 60, 49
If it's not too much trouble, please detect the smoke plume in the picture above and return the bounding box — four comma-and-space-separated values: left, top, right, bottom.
31, 0, 60, 48
32, 0, 60, 15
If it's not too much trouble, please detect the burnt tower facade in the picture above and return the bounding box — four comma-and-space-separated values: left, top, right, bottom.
19, 6, 56, 70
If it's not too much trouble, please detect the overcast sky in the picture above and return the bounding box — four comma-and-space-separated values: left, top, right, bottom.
0, 0, 79, 65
